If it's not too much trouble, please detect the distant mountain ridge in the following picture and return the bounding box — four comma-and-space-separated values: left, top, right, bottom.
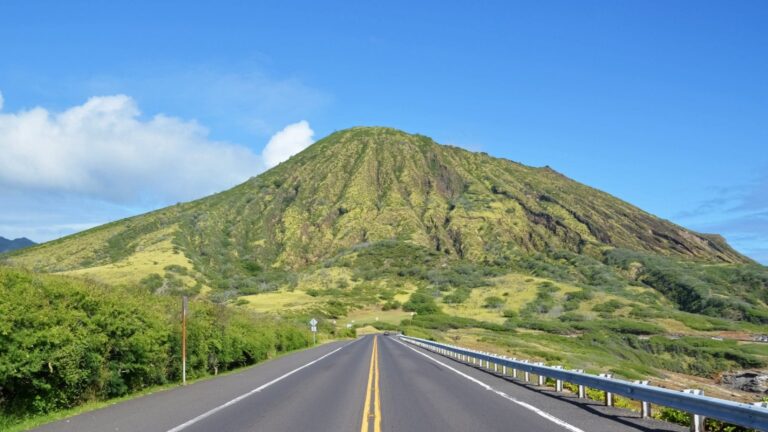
0, 236, 36, 253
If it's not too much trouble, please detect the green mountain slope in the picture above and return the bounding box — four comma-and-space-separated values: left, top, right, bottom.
6, 127, 747, 279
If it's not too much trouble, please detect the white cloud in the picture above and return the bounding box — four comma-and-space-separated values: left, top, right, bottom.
261, 120, 315, 168
0, 93, 314, 205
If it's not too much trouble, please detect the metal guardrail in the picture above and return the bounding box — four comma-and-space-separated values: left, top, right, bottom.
399, 335, 768, 431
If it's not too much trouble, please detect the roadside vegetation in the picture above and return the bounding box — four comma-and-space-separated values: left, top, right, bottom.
0, 266, 311, 428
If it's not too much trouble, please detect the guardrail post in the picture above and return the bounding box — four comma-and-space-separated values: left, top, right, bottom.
501, 357, 507, 375
572, 369, 585, 398
553, 366, 563, 392
599, 373, 613, 406
683, 389, 705, 432
633, 380, 651, 418
534, 362, 546, 386
494, 358, 498, 373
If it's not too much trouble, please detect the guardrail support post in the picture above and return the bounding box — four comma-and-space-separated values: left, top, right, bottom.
599, 374, 613, 406
554, 366, 564, 392
534, 362, 546, 386
501, 357, 507, 375
522, 360, 530, 382
572, 369, 585, 398
511, 358, 518, 378
683, 389, 705, 432
633, 380, 651, 418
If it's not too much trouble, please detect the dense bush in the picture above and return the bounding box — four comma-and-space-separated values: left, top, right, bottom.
520, 282, 558, 316
443, 287, 471, 304
0, 267, 310, 417
402, 291, 440, 314
605, 249, 768, 324
483, 296, 504, 309
592, 299, 624, 314
403, 314, 506, 332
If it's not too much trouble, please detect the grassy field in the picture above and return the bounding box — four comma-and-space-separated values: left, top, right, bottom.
339, 307, 413, 327
441, 273, 581, 323
240, 290, 321, 313
63, 231, 197, 287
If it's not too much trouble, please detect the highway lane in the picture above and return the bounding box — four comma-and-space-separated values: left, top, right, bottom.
32, 340, 356, 432
32, 334, 686, 432
382, 336, 685, 432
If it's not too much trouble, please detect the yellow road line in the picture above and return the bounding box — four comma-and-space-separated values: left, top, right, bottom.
360, 336, 381, 432
374, 336, 381, 432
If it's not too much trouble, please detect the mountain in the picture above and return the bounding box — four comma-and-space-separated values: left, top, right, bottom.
6, 127, 747, 275
5, 127, 767, 399
0, 236, 36, 253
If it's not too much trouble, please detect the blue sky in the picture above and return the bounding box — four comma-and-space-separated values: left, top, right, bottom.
0, 1, 766, 263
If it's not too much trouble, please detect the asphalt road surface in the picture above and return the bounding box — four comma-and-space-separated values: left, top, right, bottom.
33, 335, 686, 432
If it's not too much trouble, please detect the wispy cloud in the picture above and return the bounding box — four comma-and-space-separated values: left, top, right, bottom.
83, 64, 331, 137
675, 171, 768, 264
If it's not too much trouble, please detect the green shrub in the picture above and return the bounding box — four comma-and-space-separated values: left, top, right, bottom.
592, 299, 624, 313
403, 292, 440, 314
502, 309, 518, 319
443, 287, 470, 304
382, 300, 401, 311
483, 296, 505, 309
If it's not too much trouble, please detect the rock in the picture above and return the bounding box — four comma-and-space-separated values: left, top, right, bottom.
720, 371, 768, 394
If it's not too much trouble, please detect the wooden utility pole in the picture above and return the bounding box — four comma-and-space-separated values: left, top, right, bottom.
182, 296, 188, 385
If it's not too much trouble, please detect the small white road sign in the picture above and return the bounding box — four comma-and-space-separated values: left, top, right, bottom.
309, 318, 318, 326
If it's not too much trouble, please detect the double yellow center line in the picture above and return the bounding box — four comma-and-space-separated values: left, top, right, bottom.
360, 336, 382, 432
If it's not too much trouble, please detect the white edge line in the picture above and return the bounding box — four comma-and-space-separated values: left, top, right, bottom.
392, 337, 586, 432
166, 341, 355, 432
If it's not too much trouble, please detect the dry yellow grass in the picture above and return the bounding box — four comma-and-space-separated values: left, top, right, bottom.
355, 325, 380, 336
62, 226, 200, 288
340, 307, 412, 327
441, 274, 580, 323
240, 290, 321, 313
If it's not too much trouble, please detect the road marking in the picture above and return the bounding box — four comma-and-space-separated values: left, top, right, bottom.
393, 338, 585, 432
360, 337, 375, 432
374, 337, 381, 432
166, 342, 354, 432
360, 336, 382, 432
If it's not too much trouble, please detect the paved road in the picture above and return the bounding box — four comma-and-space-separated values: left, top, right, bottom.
34, 335, 685, 432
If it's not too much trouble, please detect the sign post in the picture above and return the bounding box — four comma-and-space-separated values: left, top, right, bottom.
309, 318, 318, 345
182, 296, 188, 386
